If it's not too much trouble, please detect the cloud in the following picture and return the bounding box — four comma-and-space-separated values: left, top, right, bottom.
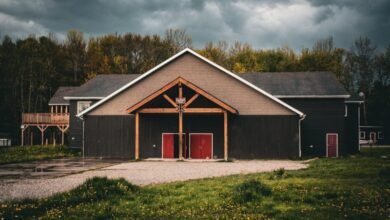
0, 0, 388, 50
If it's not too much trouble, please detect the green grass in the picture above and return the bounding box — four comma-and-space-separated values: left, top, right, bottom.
1, 148, 389, 219
0, 145, 80, 164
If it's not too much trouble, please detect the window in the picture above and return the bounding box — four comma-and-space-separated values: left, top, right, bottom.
77, 101, 92, 114
360, 131, 365, 140
378, 131, 384, 140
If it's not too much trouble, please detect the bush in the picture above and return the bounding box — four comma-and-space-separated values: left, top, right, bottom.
64, 177, 139, 203
232, 179, 272, 203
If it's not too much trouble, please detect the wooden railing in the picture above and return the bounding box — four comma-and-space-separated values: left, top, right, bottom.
22, 113, 69, 125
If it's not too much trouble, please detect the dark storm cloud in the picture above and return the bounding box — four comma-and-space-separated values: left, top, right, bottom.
0, 0, 389, 50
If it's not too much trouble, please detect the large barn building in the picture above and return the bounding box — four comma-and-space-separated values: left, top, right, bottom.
57, 48, 360, 160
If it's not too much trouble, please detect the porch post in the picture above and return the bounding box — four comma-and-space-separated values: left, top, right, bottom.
135, 111, 139, 160
224, 110, 228, 161
178, 84, 183, 160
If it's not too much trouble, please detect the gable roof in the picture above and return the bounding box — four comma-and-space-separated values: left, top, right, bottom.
77, 48, 304, 117
64, 74, 141, 100
126, 77, 238, 114
49, 87, 76, 105
241, 72, 350, 98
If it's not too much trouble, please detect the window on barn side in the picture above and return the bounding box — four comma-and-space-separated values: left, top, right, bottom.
77, 101, 92, 114
360, 131, 365, 140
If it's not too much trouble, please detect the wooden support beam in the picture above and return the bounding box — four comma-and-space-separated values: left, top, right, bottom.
224, 110, 228, 161
139, 108, 177, 113
57, 125, 69, 145
135, 112, 139, 160
179, 78, 237, 114
184, 108, 224, 113
127, 78, 181, 113
183, 93, 199, 108
163, 94, 178, 108
178, 84, 183, 160
37, 125, 48, 145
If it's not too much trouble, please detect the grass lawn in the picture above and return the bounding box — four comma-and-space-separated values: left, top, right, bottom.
0, 148, 389, 219
0, 145, 80, 164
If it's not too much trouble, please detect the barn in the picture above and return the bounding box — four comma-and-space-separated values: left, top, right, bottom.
64, 48, 359, 160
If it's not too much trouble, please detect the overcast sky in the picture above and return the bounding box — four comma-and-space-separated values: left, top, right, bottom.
0, 0, 389, 50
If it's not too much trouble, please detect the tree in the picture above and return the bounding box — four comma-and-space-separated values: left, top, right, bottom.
164, 29, 193, 53
65, 30, 86, 83
344, 37, 376, 94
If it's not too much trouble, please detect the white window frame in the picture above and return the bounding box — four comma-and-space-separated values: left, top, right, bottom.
360, 131, 366, 140
378, 131, 384, 140
77, 101, 92, 114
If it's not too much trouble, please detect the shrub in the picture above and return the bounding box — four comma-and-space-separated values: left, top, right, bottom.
232, 179, 272, 203
274, 168, 285, 177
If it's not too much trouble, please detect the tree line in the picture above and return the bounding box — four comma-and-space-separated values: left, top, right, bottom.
0, 29, 389, 143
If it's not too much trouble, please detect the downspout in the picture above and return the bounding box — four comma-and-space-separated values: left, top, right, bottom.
81, 116, 85, 161
299, 114, 306, 158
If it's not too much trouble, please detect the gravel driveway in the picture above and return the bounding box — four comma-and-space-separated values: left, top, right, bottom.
0, 160, 307, 202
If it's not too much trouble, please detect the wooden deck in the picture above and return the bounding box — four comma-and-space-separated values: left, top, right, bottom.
22, 113, 69, 125
21, 113, 70, 146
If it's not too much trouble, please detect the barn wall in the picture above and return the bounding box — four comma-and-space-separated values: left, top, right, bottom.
84, 115, 134, 159
68, 100, 98, 148
282, 98, 345, 157
229, 115, 299, 159
345, 103, 360, 154
139, 114, 224, 159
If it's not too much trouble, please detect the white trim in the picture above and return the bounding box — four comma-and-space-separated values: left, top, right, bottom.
77, 101, 92, 114
360, 131, 366, 140
326, 133, 339, 158
48, 103, 69, 106
77, 48, 304, 117
189, 133, 213, 159
161, 133, 187, 159
345, 101, 364, 103
276, 95, 350, 99
64, 96, 104, 100
378, 131, 384, 140
344, 104, 348, 117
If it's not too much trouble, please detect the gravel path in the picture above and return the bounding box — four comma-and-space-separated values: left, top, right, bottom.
0, 160, 307, 202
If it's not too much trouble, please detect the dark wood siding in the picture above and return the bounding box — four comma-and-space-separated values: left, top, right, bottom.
139, 114, 223, 159
68, 100, 97, 148
282, 98, 345, 157
229, 115, 299, 159
68, 100, 82, 148
84, 115, 134, 159
345, 103, 360, 153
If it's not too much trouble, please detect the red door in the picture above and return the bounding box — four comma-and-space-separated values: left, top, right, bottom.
327, 134, 338, 157
190, 134, 212, 159
162, 134, 174, 158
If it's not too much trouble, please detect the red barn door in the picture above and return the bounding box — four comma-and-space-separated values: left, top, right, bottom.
162, 134, 174, 159
326, 133, 338, 157
190, 134, 212, 159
